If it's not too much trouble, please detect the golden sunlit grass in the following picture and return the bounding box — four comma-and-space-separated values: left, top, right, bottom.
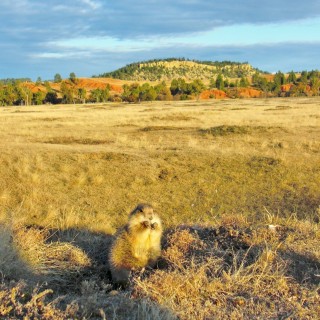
0, 97, 319, 319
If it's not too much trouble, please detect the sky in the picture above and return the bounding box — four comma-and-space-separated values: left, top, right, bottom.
1, 0, 320, 80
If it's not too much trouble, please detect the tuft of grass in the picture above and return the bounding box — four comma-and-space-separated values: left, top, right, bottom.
0, 224, 34, 281
150, 114, 197, 122
139, 126, 186, 132
44, 137, 114, 145
200, 125, 252, 136
247, 156, 281, 169
0, 281, 69, 319
11, 226, 92, 283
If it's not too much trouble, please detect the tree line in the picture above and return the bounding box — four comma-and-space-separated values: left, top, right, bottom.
1, 70, 320, 106
251, 70, 320, 96
0, 73, 111, 106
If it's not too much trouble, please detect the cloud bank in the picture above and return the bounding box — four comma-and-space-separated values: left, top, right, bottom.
0, 0, 319, 79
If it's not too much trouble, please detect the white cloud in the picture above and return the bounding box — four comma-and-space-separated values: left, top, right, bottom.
32, 51, 92, 59
51, 0, 102, 15
33, 52, 68, 59
38, 16, 320, 58
2, 0, 320, 79
196, 17, 320, 46
81, 0, 102, 10
0, 0, 35, 13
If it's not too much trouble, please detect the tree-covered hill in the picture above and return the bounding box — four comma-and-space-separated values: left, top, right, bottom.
96, 58, 265, 82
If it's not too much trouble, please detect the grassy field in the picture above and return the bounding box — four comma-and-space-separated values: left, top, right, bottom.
0, 97, 319, 319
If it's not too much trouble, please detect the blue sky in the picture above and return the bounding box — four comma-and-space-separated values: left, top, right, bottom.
1, 0, 320, 80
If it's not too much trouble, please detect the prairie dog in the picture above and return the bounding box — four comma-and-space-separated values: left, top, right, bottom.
109, 204, 163, 285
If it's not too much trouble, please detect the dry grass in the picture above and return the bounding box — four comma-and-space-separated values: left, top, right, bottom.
133, 220, 319, 319
0, 97, 319, 319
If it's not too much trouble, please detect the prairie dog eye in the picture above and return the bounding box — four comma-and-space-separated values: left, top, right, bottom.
151, 222, 158, 229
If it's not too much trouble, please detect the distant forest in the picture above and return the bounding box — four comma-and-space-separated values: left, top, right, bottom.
1, 59, 320, 106
0, 78, 32, 85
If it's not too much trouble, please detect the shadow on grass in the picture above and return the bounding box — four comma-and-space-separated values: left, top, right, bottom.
41, 228, 115, 293
158, 225, 320, 288
3, 222, 319, 319
13, 224, 320, 290
7, 225, 178, 319
158, 225, 260, 273
279, 250, 320, 286
47, 228, 113, 268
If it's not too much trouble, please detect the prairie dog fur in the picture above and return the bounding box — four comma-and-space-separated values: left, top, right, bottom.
109, 204, 163, 285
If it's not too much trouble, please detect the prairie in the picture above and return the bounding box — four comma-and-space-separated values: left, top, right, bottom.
0, 97, 319, 319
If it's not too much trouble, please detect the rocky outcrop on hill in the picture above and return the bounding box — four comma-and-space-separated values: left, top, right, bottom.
98, 59, 261, 82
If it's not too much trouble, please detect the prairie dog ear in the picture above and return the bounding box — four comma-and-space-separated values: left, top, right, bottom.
130, 203, 153, 216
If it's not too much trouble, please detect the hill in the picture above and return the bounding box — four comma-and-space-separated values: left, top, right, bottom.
96, 58, 264, 82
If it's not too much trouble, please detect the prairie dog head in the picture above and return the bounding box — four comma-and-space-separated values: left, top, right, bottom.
128, 203, 162, 230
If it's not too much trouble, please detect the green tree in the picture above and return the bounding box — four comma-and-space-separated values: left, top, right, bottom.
35, 77, 42, 85
77, 88, 87, 103
138, 83, 157, 101
252, 73, 268, 92
189, 79, 206, 98
170, 78, 187, 95
310, 76, 320, 96
44, 81, 53, 93
89, 85, 110, 103
251, 72, 260, 85
271, 71, 286, 94
45, 91, 59, 104
54, 73, 62, 83
154, 81, 172, 101
299, 71, 308, 84
61, 81, 75, 104
308, 70, 320, 80
215, 74, 224, 90
290, 83, 308, 97
3, 84, 17, 105
122, 83, 140, 103
17, 85, 32, 106
101, 86, 110, 102
33, 91, 46, 105
69, 72, 77, 84
89, 89, 101, 102
0, 84, 5, 105
274, 71, 286, 86
209, 78, 216, 89
287, 71, 297, 83
239, 77, 250, 87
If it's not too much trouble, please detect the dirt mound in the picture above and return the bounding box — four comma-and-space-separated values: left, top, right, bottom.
237, 88, 262, 98
56, 78, 133, 96
227, 88, 262, 98
75, 78, 123, 93
199, 89, 227, 99
22, 83, 47, 93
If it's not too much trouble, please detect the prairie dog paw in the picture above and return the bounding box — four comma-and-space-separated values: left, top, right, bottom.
142, 220, 151, 228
